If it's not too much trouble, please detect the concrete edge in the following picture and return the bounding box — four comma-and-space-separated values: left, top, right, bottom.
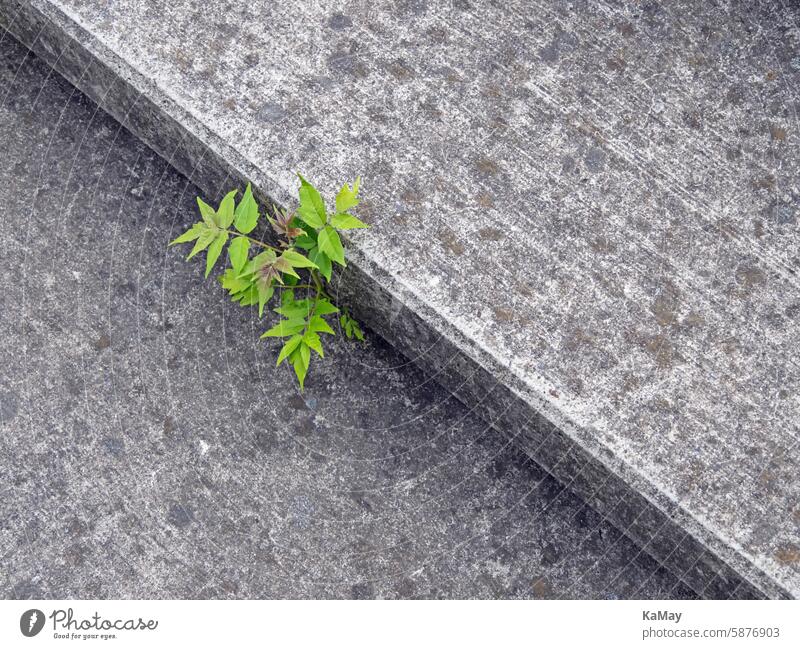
0, 0, 791, 600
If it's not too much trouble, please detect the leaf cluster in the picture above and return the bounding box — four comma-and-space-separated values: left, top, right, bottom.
170, 174, 367, 389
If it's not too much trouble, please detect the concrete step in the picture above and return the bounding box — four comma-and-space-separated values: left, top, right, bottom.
1, 0, 797, 599
0, 35, 698, 599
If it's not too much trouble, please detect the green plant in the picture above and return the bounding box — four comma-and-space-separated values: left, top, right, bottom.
169, 174, 367, 389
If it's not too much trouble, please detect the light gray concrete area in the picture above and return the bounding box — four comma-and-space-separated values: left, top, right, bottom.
0, 37, 696, 599
0, 0, 798, 598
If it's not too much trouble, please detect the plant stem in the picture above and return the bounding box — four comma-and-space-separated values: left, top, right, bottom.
310, 269, 323, 294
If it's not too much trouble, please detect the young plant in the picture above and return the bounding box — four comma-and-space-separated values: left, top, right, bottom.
169, 174, 367, 389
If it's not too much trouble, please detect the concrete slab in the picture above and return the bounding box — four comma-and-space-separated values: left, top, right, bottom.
1, 0, 798, 598
0, 36, 695, 599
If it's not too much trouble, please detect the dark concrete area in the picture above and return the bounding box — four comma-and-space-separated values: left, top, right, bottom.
0, 38, 695, 599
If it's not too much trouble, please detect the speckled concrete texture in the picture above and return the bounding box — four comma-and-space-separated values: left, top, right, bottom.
0, 0, 798, 598
0, 37, 698, 600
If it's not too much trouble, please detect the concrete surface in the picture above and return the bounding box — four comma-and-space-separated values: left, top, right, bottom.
0, 36, 696, 599
0, 0, 798, 598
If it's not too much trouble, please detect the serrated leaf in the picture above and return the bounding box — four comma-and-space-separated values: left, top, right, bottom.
275, 300, 313, 319
340, 313, 365, 341
234, 182, 259, 234
308, 247, 332, 282
299, 342, 310, 369
291, 353, 308, 390
303, 331, 324, 357
228, 236, 250, 273
235, 284, 259, 306
169, 222, 205, 246
197, 197, 217, 227
205, 231, 229, 277
274, 296, 309, 311
317, 226, 345, 266
335, 177, 360, 213
274, 259, 301, 280
217, 189, 237, 228
260, 318, 306, 338
294, 232, 317, 250
341, 314, 353, 338
220, 268, 252, 294
246, 250, 277, 274
296, 173, 327, 228
315, 299, 339, 316
289, 344, 310, 372
331, 212, 368, 230
257, 283, 274, 318
187, 227, 218, 260
281, 249, 318, 269
219, 267, 237, 285
276, 334, 303, 366
309, 315, 335, 336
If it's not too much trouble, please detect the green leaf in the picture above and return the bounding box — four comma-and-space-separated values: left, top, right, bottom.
187, 227, 218, 260
299, 342, 310, 369
220, 268, 252, 294
257, 283, 274, 318
219, 267, 237, 286
280, 249, 318, 269
341, 313, 365, 341
309, 315, 335, 336
275, 261, 301, 280
234, 182, 259, 234
205, 231, 229, 277
308, 247, 332, 282
228, 236, 250, 273
294, 232, 317, 250
335, 177, 360, 214
197, 197, 217, 227
291, 352, 308, 390
244, 250, 277, 275
317, 226, 346, 266
303, 331, 324, 357
275, 299, 313, 319
315, 299, 339, 316
276, 334, 303, 366
331, 212, 368, 230
235, 284, 259, 306
261, 319, 306, 338
169, 222, 205, 246
217, 189, 237, 228
296, 173, 327, 229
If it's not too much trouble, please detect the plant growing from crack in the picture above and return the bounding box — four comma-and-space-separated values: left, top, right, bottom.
169, 174, 366, 389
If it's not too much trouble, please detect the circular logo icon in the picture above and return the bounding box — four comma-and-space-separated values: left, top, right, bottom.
20, 609, 45, 637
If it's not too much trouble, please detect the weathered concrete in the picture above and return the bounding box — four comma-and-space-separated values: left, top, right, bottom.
1, 0, 798, 598
0, 36, 696, 599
